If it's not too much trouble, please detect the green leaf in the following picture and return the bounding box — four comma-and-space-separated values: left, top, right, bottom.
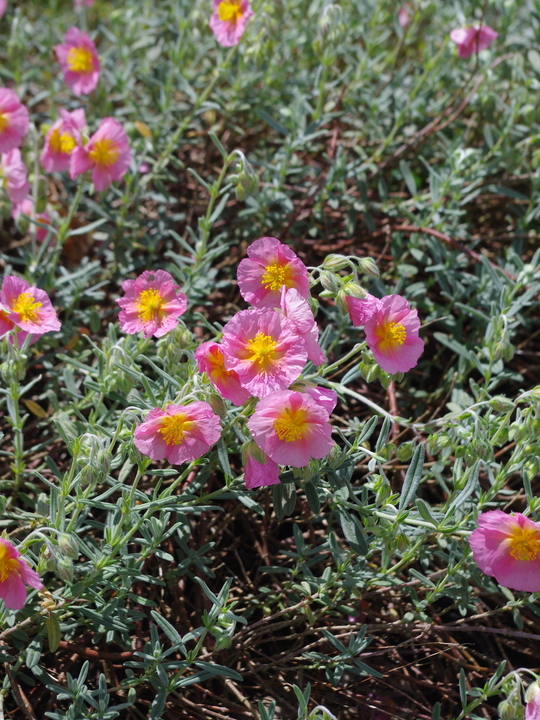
399, 444, 425, 509
46, 613, 61, 653
273, 482, 297, 520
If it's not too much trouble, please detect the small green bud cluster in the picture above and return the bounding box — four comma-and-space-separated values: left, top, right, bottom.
318, 254, 379, 313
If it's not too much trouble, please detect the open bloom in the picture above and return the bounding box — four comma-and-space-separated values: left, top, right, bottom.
237, 237, 310, 309
0, 307, 32, 346
526, 682, 540, 720
55, 28, 100, 95
195, 341, 251, 406
363, 294, 424, 374
243, 442, 281, 490
221, 308, 307, 397
398, 6, 409, 28
0, 275, 61, 334
470, 511, 540, 592
117, 269, 187, 338
346, 292, 380, 327
450, 25, 498, 59
70, 117, 130, 191
0, 149, 29, 205
279, 288, 325, 366
292, 381, 337, 415
41, 108, 86, 173
248, 390, 334, 467
134, 402, 221, 465
0, 538, 42, 610
210, 0, 253, 47
0, 88, 29, 154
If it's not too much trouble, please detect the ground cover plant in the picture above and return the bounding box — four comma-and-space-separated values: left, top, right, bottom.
1, 0, 540, 718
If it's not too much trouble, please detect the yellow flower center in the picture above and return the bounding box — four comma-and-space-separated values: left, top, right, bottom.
88, 138, 120, 168
11, 292, 43, 323
508, 524, 540, 561
246, 332, 278, 371
376, 321, 406, 351
49, 128, 77, 154
0, 544, 21, 583
159, 413, 195, 446
67, 46, 94, 73
261, 262, 293, 292
274, 407, 309, 442
210, 348, 235, 379
136, 288, 164, 323
0, 112, 9, 133
217, 0, 243, 22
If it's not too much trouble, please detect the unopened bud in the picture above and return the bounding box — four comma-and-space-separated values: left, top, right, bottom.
58, 533, 79, 559
489, 396, 515, 413
56, 557, 74, 583
320, 270, 340, 294
342, 282, 366, 300
336, 290, 349, 315
396, 442, 415, 462
323, 254, 349, 271
208, 394, 227, 418
242, 440, 267, 466
357, 256, 379, 277
235, 183, 247, 201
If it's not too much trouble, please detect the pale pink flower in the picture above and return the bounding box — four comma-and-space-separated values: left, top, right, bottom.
0, 88, 29, 153
292, 381, 337, 415
526, 682, 540, 720
195, 341, 251, 406
74, 0, 95, 7
70, 117, 131, 191
116, 269, 187, 339
133, 402, 221, 465
0, 1, 7, 20
450, 25, 498, 59
243, 443, 281, 490
210, 0, 254, 47
363, 295, 424, 374
470, 511, 540, 592
221, 308, 307, 398
0, 538, 42, 610
279, 287, 325, 366
12, 198, 52, 241
138, 162, 150, 174
41, 108, 86, 173
237, 236, 310, 309
0, 275, 61, 334
346, 292, 380, 326
248, 390, 334, 467
398, 6, 409, 28
55, 28, 100, 96
0, 149, 29, 205
0, 307, 34, 347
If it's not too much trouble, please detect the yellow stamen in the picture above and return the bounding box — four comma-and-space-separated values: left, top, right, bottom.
0, 543, 21, 583
217, 0, 243, 22
246, 332, 278, 371
508, 524, 540, 561
67, 46, 94, 73
136, 288, 164, 324
274, 407, 309, 442
261, 262, 293, 292
11, 292, 42, 324
210, 348, 236, 379
159, 413, 194, 446
49, 128, 77, 154
377, 321, 406, 350
88, 138, 120, 168
0, 112, 9, 133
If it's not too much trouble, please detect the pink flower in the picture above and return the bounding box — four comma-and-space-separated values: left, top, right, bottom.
449, 25, 498, 59
279, 288, 325, 366
221, 308, 307, 398
470, 511, 540, 592
195, 341, 251, 406
237, 236, 310, 309
209, 0, 253, 47
0, 307, 34, 347
0, 88, 29, 153
0, 1, 7, 20
526, 682, 540, 720
0, 149, 29, 205
346, 292, 381, 327
292, 382, 337, 415
243, 443, 281, 490
398, 6, 409, 28
41, 108, 86, 173
70, 117, 131, 191
0, 275, 61, 334
116, 269, 187, 338
74, 0, 95, 7
138, 162, 150, 174
0, 538, 42, 610
133, 402, 222, 465
248, 390, 334, 467
55, 28, 100, 95
363, 294, 424, 374
11, 197, 52, 241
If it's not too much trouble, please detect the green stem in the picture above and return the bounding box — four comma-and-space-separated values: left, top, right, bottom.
9, 381, 25, 493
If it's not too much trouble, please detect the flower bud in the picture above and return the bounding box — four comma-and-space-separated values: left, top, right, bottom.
58, 533, 79, 560
342, 282, 366, 300
241, 440, 267, 466
357, 256, 379, 277
489, 396, 515, 413
396, 442, 415, 462
319, 270, 340, 294
235, 183, 247, 202
208, 394, 227, 419
323, 254, 349, 271
56, 557, 74, 583
336, 290, 349, 315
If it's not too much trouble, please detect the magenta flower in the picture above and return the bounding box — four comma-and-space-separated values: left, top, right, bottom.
0, 88, 29, 154
293, 382, 337, 415
363, 295, 424, 374
0, 300, 37, 347
221, 308, 307, 398
0, 1, 7, 19
279, 288, 325, 366
74, 0, 95, 7
398, 6, 409, 28
237, 237, 310, 309
133, 402, 221, 465
0, 149, 29, 206
41, 108, 86, 173
526, 683, 540, 720
209, 0, 254, 47
243, 444, 281, 490
449, 25, 498, 59
117, 270, 187, 339
70, 117, 131, 191
470, 511, 540, 592
248, 390, 334, 467
195, 341, 251, 406
346, 292, 381, 327
0, 275, 61, 334
55, 28, 100, 96
12, 198, 52, 241
0, 538, 42, 610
